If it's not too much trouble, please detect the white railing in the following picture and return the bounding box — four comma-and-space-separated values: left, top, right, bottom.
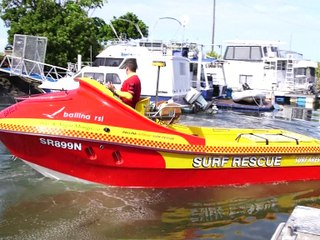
0, 55, 72, 82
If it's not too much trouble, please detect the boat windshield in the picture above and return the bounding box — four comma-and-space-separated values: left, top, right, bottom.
83, 72, 105, 83
224, 46, 262, 61
106, 73, 121, 84
82, 72, 122, 84
93, 58, 124, 67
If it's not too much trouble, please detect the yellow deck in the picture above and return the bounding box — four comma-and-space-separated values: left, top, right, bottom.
169, 124, 320, 147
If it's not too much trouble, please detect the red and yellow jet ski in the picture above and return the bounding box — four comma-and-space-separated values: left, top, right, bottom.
0, 78, 319, 188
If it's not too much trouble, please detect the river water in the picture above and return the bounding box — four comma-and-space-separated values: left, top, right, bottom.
1, 108, 320, 240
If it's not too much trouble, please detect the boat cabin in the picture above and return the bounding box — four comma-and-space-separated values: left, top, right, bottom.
222, 40, 317, 94
78, 40, 191, 102
189, 58, 225, 100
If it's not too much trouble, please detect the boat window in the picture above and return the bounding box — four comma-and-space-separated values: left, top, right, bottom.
190, 63, 197, 77
92, 58, 124, 67
263, 47, 268, 57
271, 47, 279, 57
83, 72, 104, 83
224, 46, 262, 61
309, 68, 315, 77
234, 46, 250, 60
277, 60, 287, 70
105, 73, 121, 84
224, 46, 234, 59
294, 68, 306, 76
264, 61, 276, 70
139, 41, 164, 51
251, 47, 262, 60
92, 58, 105, 66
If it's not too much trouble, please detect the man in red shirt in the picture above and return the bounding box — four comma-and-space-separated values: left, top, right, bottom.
106, 59, 141, 108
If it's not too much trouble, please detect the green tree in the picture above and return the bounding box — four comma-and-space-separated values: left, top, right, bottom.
206, 50, 221, 59
0, 0, 107, 66
101, 12, 149, 43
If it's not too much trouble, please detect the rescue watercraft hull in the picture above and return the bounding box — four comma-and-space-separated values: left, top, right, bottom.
0, 78, 319, 188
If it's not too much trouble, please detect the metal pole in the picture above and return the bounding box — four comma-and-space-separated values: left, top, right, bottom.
211, 0, 216, 52
90, 45, 92, 66
152, 61, 166, 106
196, 45, 203, 91
155, 66, 160, 104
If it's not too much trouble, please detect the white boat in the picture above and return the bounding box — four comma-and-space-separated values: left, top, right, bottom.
39, 40, 217, 113
41, 38, 317, 106
189, 56, 226, 100
231, 89, 266, 104
222, 40, 317, 95
40, 39, 191, 103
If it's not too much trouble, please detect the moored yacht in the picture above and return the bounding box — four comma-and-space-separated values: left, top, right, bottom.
222, 40, 317, 95
41, 39, 192, 103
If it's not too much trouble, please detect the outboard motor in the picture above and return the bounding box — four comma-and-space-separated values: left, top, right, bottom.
184, 88, 210, 111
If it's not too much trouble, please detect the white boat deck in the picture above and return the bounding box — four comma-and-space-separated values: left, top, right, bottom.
271, 205, 320, 240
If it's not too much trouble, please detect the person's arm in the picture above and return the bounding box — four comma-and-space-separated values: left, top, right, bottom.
106, 82, 133, 100
106, 81, 134, 102
114, 89, 133, 100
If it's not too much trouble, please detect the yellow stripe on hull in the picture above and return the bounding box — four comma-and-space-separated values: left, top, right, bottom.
1, 118, 320, 155
161, 152, 320, 169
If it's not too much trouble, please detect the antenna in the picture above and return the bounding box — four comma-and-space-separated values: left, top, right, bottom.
109, 21, 120, 40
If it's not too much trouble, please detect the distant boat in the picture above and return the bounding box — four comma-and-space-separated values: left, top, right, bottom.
215, 84, 274, 112
189, 57, 225, 101
222, 40, 317, 95
41, 39, 192, 103
215, 98, 274, 112
39, 39, 217, 112
232, 88, 266, 104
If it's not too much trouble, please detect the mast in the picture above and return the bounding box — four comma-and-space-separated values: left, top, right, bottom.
211, 0, 216, 52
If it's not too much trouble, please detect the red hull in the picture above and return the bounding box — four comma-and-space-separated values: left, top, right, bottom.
2, 132, 320, 188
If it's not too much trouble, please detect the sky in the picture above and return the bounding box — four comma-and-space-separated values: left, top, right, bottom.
0, 0, 319, 61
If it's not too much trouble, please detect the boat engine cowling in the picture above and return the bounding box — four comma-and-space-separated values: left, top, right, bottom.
184, 88, 210, 111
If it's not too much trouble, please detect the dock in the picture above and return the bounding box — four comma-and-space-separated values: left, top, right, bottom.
275, 93, 319, 109
0, 34, 70, 85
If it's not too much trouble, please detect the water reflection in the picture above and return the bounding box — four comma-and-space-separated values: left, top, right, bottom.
1, 175, 320, 239
270, 107, 320, 122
